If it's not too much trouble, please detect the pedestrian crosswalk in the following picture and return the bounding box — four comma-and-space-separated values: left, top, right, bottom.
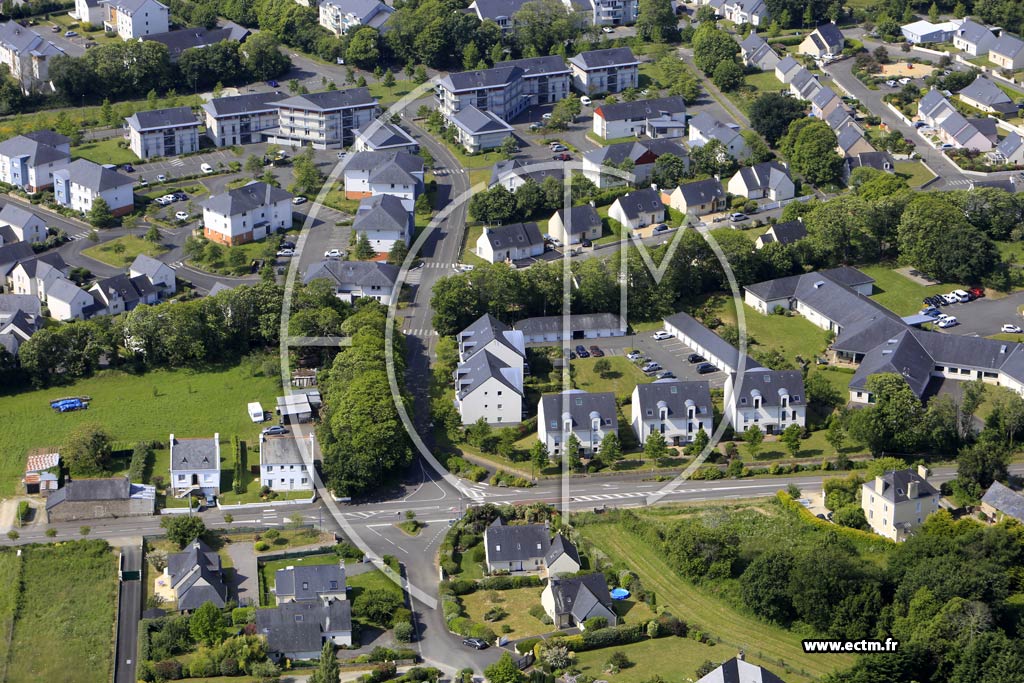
402, 328, 436, 337
341, 510, 377, 519
943, 178, 971, 187
168, 261, 184, 270
169, 158, 185, 167
571, 492, 648, 502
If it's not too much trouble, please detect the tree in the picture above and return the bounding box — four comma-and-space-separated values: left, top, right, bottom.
354, 234, 375, 260
160, 516, 207, 549
651, 153, 689, 188
636, 0, 676, 42
309, 641, 339, 683
548, 94, 581, 130
690, 138, 738, 178
499, 135, 519, 159
805, 195, 876, 266
928, 2, 940, 22
692, 23, 739, 74
740, 548, 794, 622
598, 431, 624, 468
848, 374, 923, 455
291, 147, 324, 195
469, 185, 517, 224
145, 225, 161, 243
87, 197, 114, 228
245, 154, 264, 177
898, 194, 997, 284
189, 601, 224, 647
743, 425, 764, 459
712, 59, 744, 91
382, 70, 396, 90
565, 433, 582, 468
833, 504, 869, 530
789, 120, 843, 186
957, 436, 1009, 498
352, 589, 403, 626
63, 423, 112, 475
346, 27, 381, 69
749, 92, 806, 146
780, 423, 802, 458
484, 653, 525, 683
241, 32, 290, 81
644, 429, 669, 461
826, 417, 846, 454
593, 358, 612, 378
387, 240, 409, 266
529, 440, 549, 476
462, 42, 481, 70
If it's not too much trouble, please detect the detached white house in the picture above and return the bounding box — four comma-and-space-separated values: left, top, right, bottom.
542, 574, 618, 629
630, 380, 712, 446
259, 434, 315, 492
45, 277, 93, 321
861, 466, 940, 541
0, 204, 47, 244
483, 519, 549, 573
351, 194, 413, 254
567, 47, 639, 96
342, 151, 424, 212
302, 260, 399, 305
665, 178, 727, 216
608, 188, 665, 231
548, 204, 602, 245
74, 0, 105, 26
798, 23, 845, 57
537, 390, 617, 456
454, 349, 523, 425
52, 159, 135, 216
130, 253, 176, 295
475, 221, 544, 264
169, 432, 221, 499
0, 131, 71, 192
201, 181, 293, 246
103, 0, 169, 39
727, 161, 794, 201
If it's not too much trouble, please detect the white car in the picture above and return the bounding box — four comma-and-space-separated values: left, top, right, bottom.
885, 80, 897, 87
652, 330, 672, 340
1002, 324, 1022, 333
937, 316, 958, 328
455, 263, 475, 272
174, 211, 189, 221
157, 174, 166, 182
602, 26, 614, 33
942, 293, 960, 305
580, 96, 592, 106
200, 163, 214, 174
898, 77, 911, 85
324, 248, 343, 258
542, 112, 553, 120
626, 350, 643, 360
292, 196, 307, 205
276, 248, 295, 257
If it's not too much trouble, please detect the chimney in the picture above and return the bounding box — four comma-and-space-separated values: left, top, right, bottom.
874, 476, 885, 494
908, 480, 919, 499
917, 464, 929, 480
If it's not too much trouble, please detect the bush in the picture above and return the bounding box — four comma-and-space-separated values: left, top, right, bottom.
483, 606, 507, 622
579, 624, 645, 651
528, 604, 547, 621
442, 579, 476, 595
263, 529, 280, 540
154, 660, 183, 680
231, 607, 255, 626
478, 575, 543, 591
392, 607, 413, 628
516, 637, 541, 654
394, 621, 415, 643
254, 541, 269, 551
656, 613, 688, 637
584, 616, 608, 630
335, 541, 365, 560
220, 657, 239, 676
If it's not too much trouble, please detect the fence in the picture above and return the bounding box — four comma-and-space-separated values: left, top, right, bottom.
217, 495, 316, 511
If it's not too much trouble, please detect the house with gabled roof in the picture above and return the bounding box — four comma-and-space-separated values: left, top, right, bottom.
0, 22, 65, 94
201, 181, 293, 246
274, 561, 345, 604
727, 161, 794, 201
755, 219, 806, 249
988, 131, 1024, 165
352, 122, 419, 154
591, 96, 687, 140
489, 159, 564, 192
990, 33, 1024, 71
953, 19, 998, 56
861, 466, 939, 541
257, 600, 352, 659
8, 253, 66, 301
810, 87, 844, 120
549, 204, 603, 244
342, 150, 424, 211
799, 23, 845, 58
836, 125, 875, 157
53, 159, 135, 216
103, 0, 169, 39
0, 203, 46, 244
697, 658, 786, 683
449, 106, 515, 154
542, 573, 618, 629
739, 32, 779, 71
142, 24, 249, 62
568, 47, 639, 96
825, 106, 858, 136
476, 221, 544, 264
958, 75, 1017, 115
259, 434, 315, 492
125, 106, 200, 159
545, 534, 581, 576
844, 150, 896, 180
631, 379, 712, 446
89, 273, 159, 315
725, 368, 806, 435
0, 293, 40, 356
45, 475, 155, 522
901, 18, 963, 44
980, 481, 1024, 523
0, 241, 33, 282
303, 260, 399, 305
538, 389, 617, 456
0, 131, 70, 191
774, 55, 801, 84
484, 519, 550, 572
454, 348, 524, 426
130, 254, 176, 295
46, 277, 94, 321
609, 187, 665, 230
169, 432, 220, 498
687, 111, 749, 159
165, 538, 228, 610
457, 313, 526, 367
789, 67, 822, 101
665, 177, 727, 216
582, 138, 688, 188
720, 0, 769, 27
351, 194, 413, 254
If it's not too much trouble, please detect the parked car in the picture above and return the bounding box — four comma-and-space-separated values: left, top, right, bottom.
937, 316, 959, 328
602, 26, 614, 33
687, 353, 705, 363
913, 121, 927, 128
566, 348, 577, 360
200, 163, 214, 174
292, 196, 308, 205
1002, 324, 1022, 333
156, 173, 167, 182
276, 248, 295, 257
542, 112, 553, 120
267, 80, 279, 87
280, 240, 296, 250
642, 362, 662, 373
656, 371, 676, 379
50, 25, 59, 32
581, 239, 592, 248
589, 345, 604, 357
324, 248, 343, 258
652, 224, 669, 234
942, 293, 960, 305
885, 80, 897, 87
575, 344, 590, 358
174, 211, 189, 221
729, 212, 748, 222
64, 30, 77, 37
919, 306, 940, 317
970, 287, 985, 298
697, 362, 716, 374
626, 350, 643, 360
173, 192, 187, 201
262, 425, 288, 435
552, 153, 571, 161
550, 143, 567, 152
137, 178, 148, 187
580, 96, 592, 106
121, 164, 134, 172
652, 330, 672, 340
463, 638, 489, 650
952, 289, 972, 302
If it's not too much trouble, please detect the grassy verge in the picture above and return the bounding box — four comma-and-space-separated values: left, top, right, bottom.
81, 234, 168, 267
72, 138, 140, 166
893, 160, 936, 187
4, 541, 118, 683
0, 355, 282, 497
856, 264, 968, 316
461, 586, 548, 639
0, 550, 22, 666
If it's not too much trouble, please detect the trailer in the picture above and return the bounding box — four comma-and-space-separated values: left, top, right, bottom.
51, 398, 87, 412
247, 401, 265, 423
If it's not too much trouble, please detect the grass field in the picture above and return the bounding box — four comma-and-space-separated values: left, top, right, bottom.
714, 301, 830, 365
0, 357, 282, 497
82, 234, 168, 267
73, 138, 140, 166
572, 355, 652, 400
577, 522, 856, 683
0, 550, 21, 669
3, 541, 118, 683
857, 264, 968, 316
893, 160, 936, 188
461, 586, 549, 639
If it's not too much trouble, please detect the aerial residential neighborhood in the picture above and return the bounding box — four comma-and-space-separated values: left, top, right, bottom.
0, 1, 1022, 683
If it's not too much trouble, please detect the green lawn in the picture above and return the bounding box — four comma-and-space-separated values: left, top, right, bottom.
455, 541, 485, 580
81, 234, 168, 267
366, 79, 418, 107
72, 138, 140, 166
714, 301, 830, 366
0, 356, 282, 497
572, 355, 652, 401
893, 160, 936, 188
258, 552, 344, 606
857, 264, 968, 316
0, 550, 21, 667
4, 541, 118, 683
460, 224, 487, 266
745, 69, 784, 93
576, 523, 855, 683
461, 586, 549, 639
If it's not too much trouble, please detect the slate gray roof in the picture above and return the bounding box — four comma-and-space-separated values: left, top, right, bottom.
202, 91, 286, 118
44, 276, 87, 304
762, 220, 806, 246
732, 162, 789, 193
130, 253, 170, 280
485, 519, 550, 562
170, 435, 219, 471
548, 572, 614, 622
440, 65, 521, 92
821, 266, 873, 288
0, 240, 34, 273
261, 435, 313, 466
0, 293, 41, 317
958, 76, 1015, 113
256, 600, 351, 655
91, 273, 156, 307
167, 539, 228, 611
569, 47, 638, 70
837, 124, 869, 154
143, 25, 249, 60
544, 533, 580, 568
790, 68, 821, 98
45, 476, 130, 510
584, 139, 687, 167
58, 159, 133, 192
470, 0, 530, 20
596, 96, 686, 122
553, 204, 601, 235
540, 389, 617, 429
272, 88, 376, 112
503, 55, 571, 76
634, 379, 711, 420
612, 187, 664, 221
126, 106, 199, 131
275, 563, 345, 600
812, 86, 839, 111
688, 111, 744, 147
663, 311, 762, 372
455, 348, 522, 399
981, 481, 1024, 521
739, 32, 767, 56
202, 181, 292, 216
809, 23, 844, 53
450, 106, 513, 135
996, 131, 1024, 157
0, 22, 64, 60
353, 194, 411, 235
825, 106, 855, 132
352, 122, 418, 151
955, 19, 996, 47
514, 312, 622, 336
991, 33, 1024, 59
480, 222, 543, 251
775, 55, 799, 77
0, 203, 42, 231
106, 0, 167, 15
303, 260, 399, 290
458, 313, 524, 361
732, 368, 804, 408
868, 468, 938, 503
321, 0, 393, 26
676, 178, 725, 206
697, 657, 786, 683
849, 330, 933, 397
846, 151, 895, 173
0, 135, 69, 167
24, 130, 70, 148
345, 150, 423, 183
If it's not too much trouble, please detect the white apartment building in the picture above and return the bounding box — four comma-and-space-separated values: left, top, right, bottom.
53, 159, 135, 216
201, 92, 286, 147
538, 390, 618, 456
124, 106, 201, 160
0, 21, 65, 93
201, 181, 293, 246
724, 369, 806, 435
630, 380, 712, 446
259, 434, 315, 492
265, 88, 378, 150
103, 0, 169, 39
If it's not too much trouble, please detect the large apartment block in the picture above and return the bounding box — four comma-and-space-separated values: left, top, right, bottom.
202, 92, 286, 147
124, 106, 201, 160
435, 56, 571, 121
103, 0, 169, 39
264, 89, 378, 150
0, 21, 65, 94
568, 47, 639, 96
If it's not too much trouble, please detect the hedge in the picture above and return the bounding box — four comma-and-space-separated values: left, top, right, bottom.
477, 575, 543, 591
516, 637, 542, 655
776, 491, 893, 544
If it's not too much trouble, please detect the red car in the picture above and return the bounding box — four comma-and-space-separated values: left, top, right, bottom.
552, 153, 571, 161
969, 287, 985, 298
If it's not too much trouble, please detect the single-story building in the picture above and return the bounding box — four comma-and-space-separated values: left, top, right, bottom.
45, 476, 155, 522
476, 221, 545, 264
513, 312, 624, 344
541, 573, 618, 629
548, 204, 602, 245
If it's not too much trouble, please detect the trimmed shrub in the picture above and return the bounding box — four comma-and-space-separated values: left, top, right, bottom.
478, 575, 543, 591
231, 607, 254, 626
154, 660, 183, 680
579, 624, 645, 651
583, 616, 608, 631
392, 607, 413, 627
394, 621, 415, 643
516, 637, 541, 655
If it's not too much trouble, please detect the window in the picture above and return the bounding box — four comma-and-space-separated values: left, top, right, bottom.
266, 465, 273, 472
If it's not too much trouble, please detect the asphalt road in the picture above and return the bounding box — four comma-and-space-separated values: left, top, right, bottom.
114, 544, 142, 683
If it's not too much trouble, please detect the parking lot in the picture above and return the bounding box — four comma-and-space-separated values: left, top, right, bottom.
926, 290, 1024, 338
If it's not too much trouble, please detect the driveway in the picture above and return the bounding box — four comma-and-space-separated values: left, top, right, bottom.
936, 290, 1024, 337
225, 541, 259, 607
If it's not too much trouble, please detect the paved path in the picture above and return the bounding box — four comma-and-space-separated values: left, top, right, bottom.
225, 541, 260, 607
114, 544, 143, 683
